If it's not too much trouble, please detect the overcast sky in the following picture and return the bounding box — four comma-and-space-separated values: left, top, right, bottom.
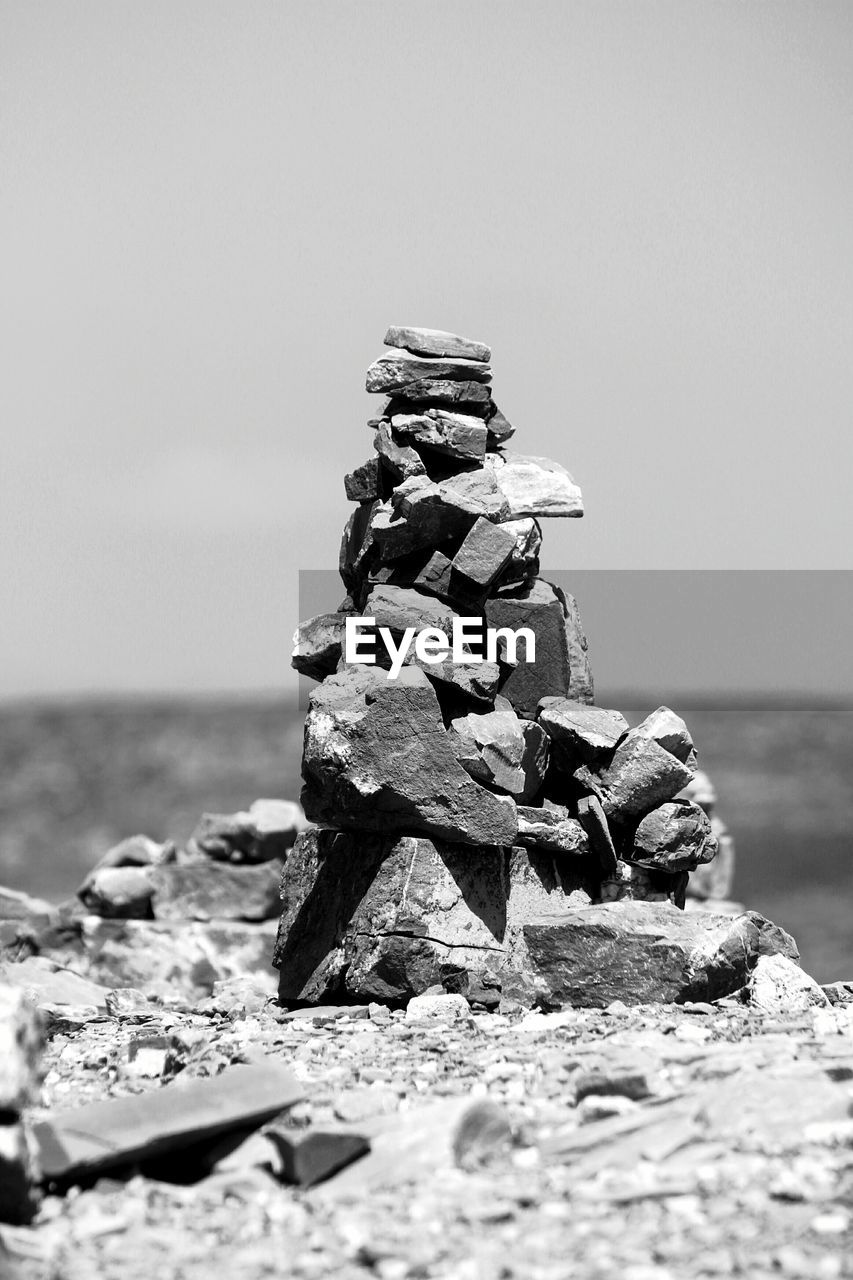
2, 2, 851, 698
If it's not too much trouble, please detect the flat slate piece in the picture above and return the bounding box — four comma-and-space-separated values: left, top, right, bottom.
32, 1061, 304, 1181
383, 326, 491, 362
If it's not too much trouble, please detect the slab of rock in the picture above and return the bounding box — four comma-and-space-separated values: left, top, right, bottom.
515, 805, 589, 856
0, 985, 44, 1112
634, 706, 697, 769
384, 326, 491, 363
372, 420, 427, 483
598, 731, 694, 820
748, 954, 829, 1014
382, 379, 493, 414
486, 453, 584, 518
629, 800, 718, 873
485, 578, 594, 718
340, 498, 380, 593
274, 829, 595, 1005
362, 583, 456, 640
507, 901, 799, 1008
366, 350, 491, 393
450, 699, 549, 801
147, 861, 282, 922
538, 699, 628, 759
301, 666, 517, 847
292, 612, 345, 680
188, 799, 307, 863
0, 956, 112, 1014
344, 456, 382, 502
391, 409, 488, 461
372, 477, 483, 560
485, 405, 515, 444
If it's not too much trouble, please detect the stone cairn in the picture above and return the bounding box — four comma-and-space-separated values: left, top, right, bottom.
278, 326, 777, 1010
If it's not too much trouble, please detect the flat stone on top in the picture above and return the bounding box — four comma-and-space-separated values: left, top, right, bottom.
384, 326, 491, 363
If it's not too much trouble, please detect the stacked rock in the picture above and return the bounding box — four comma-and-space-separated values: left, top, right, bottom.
278, 327, 723, 1008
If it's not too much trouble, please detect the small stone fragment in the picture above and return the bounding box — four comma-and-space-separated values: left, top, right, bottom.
452, 1100, 512, 1170
372, 420, 427, 483
515, 805, 589, 856
485, 405, 515, 444
265, 1124, 370, 1187
292, 613, 344, 680
384, 325, 491, 362
452, 517, 517, 590
629, 800, 718, 873
78, 866, 155, 918
450, 699, 549, 801
366, 350, 492, 393
188, 799, 307, 863
634, 706, 698, 769
498, 518, 541, 584
576, 795, 618, 875
748, 954, 830, 1014
405, 992, 471, 1022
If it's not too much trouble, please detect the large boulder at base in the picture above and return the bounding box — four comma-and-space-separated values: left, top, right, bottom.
188, 799, 308, 863
502, 900, 799, 1008
485, 578, 594, 718
274, 829, 596, 1006
300, 666, 518, 847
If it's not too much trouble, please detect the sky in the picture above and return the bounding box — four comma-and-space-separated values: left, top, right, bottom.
1, 1, 852, 698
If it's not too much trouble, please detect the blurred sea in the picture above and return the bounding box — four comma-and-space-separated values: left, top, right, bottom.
1, 692, 851, 983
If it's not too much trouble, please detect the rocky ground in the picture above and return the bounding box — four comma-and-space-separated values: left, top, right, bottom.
4, 984, 853, 1280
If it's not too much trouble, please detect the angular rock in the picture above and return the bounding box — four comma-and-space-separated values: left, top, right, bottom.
537, 699, 628, 759
340, 498, 380, 593
265, 1123, 370, 1187
274, 829, 595, 1005
0, 985, 44, 1112
383, 325, 491, 363
508, 901, 799, 1008
576, 795, 618, 875
485, 405, 515, 444
450, 698, 549, 801
372, 477, 482, 560
188, 799, 307, 863
31, 1061, 304, 1182
300, 666, 517, 847
344, 456, 382, 502
0, 1124, 35, 1224
391, 409, 488, 461
147, 860, 283, 922
515, 805, 589, 857
419, 656, 503, 706
748, 954, 829, 1015
485, 578, 594, 718
383, 379, 493, 414
437, 467, 510, 521
453, 517, 516, 591
598, 731, 694, 820
498, 517, 541, 584
485, 452, 583, 518
78, 866, 155, 918
292, 612, 345, 680
366, 350, 491, 393
81, 834, 176, 890
629, 800, 718, 873
362, 583, 456, 641
634, 706, 697, 770
372, 420, 427, 483
405, 992, 471, 1023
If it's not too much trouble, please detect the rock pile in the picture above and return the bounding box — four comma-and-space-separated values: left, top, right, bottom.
278, 326, 791, 1008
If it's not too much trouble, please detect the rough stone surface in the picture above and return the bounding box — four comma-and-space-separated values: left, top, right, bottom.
382, 379, 493, 413
452, 517, 516, 590
509, 901, 799, 1008
629, 800, 718, 873
515, 805, 589, 857
576, 795, 619, 875
372, 421, 427, 483
292, 613, 345, 680
372, 479, 481, 560
188, 800, 307, 863
748, 954, 830, 1014
147, 861, 283, 922
450, 699, 549, 802
391, 409, 488, 461
537, 699, 628, 758
498, 517, 541, 584
362, 583, 456, 640
366, 351, 492, 393
383, 326, 491, 363
485, 452, 584, 518
0, 984, 44, 1112
634, 706, 698, 769
344, 456, 382, 502
339, 498, 380, 593
300, 666, 518, 847
274, 829, 594, 1005
78, 866, 155, 919
598, 732, 694, 820
485, 578, 594, 718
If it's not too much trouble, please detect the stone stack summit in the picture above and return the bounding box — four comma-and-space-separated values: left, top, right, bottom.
276, 327, 792, 1009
